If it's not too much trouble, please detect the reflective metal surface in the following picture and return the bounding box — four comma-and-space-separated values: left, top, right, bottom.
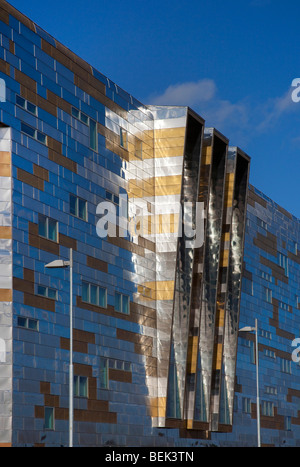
220, 148, 250, 426
0, 128, 12, 444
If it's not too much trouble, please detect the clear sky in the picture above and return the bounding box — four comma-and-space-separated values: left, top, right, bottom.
9, 0, 300, 218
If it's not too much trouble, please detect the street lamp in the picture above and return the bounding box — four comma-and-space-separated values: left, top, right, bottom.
45, 248, 73, 448
239, 318, 261, 447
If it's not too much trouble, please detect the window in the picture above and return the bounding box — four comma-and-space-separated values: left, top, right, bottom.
260, 329, 272, 340
265, 386, 277, 395
82, 282, 107, 308
285, 416, 292, 431
99, 357, 132, 389
260, 270, 274, 283
74, 376, 88, 398
278, 253, 289, 277
281, 358, 292, 374
70, 195, 87, 221
100, 358, 109, 389
242, 397, 252, 414
279, 301, 289, 311
38, 216, 58, 242
17, 316, 38, 331
71, 107, 97, 151
115, 292, 130, 314
294, 242, 298, 255
264, 287, 272, 304
120, 128, 128, 149
264, 349, 276, 359
89, 119, 97, 151
16, 95, 37, 115
37, 285, 57, 300
257, 217, 268, 230
108, 358, 132, 372
44, 407, 54, 430
105, 190, 119, 205
21, 122, 46, 144
261, 400, 274, 417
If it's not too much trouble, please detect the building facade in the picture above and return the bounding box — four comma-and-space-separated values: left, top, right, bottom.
0, 0, 298, 447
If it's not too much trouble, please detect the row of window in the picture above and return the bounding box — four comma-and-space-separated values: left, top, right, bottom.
17, 285, 129, 319
17, 95, 147, 160
241, 397, 291, 429
242, 277, 297, 312
44, 359, 132, 430
240, 337, 293, 373
17, 95, 37, 115
21, 122, 47, 145
100, 357, 132, 389
38, 190, 127, 240
39, 198, 87, 243
26, 278, 130, 315
259, 270, 274, 283
18, 95, 98, 151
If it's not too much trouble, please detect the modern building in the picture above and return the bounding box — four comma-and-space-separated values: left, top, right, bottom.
0, 0, 298, 447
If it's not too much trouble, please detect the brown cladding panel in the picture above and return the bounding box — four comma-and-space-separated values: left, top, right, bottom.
0, 58, 10, 76
15, 69, 37, 93
17, 168, 45, 191
86, 256, 108, 273
109, 369, 132, 384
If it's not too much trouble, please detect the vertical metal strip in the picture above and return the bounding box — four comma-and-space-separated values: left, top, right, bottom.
194, 129, 228, 426
220, 149, 250, 426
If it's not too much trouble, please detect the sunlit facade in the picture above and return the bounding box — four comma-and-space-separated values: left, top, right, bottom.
0, 0, 299, 447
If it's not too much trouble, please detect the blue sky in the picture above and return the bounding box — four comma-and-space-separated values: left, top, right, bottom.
10, 0, 300, 218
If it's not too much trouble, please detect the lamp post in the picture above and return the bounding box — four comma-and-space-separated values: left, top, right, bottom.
239, 318, 261, 447
45, 248, 73, 447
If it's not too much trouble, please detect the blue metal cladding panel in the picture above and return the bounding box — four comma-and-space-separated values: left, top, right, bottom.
0, 3, 299, 447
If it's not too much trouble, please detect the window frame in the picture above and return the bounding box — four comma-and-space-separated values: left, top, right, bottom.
278, 252, 289, 277
74, 375, 88, 398
21, 122, 47, 145
261, 400, 275, 417
114, 292, 130, 315
17, 316, 39, 331
264, 286, 272, 304
16, 95, 37, 116
44, 407, 55, 431
99, 357, 109, 389
242, 397, 252, 414
38, 215, 58, 243
281, 358, 292, 374
37, 285, 58, 301
285, 415, 292, 431
70, 194, 88, 221
82, 282, 107, 309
